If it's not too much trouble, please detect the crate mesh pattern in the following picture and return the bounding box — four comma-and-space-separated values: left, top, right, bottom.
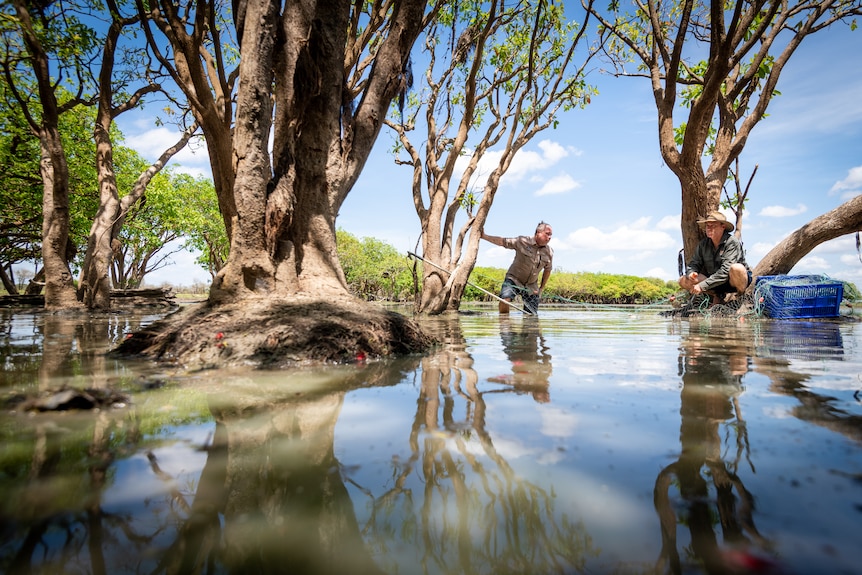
754, 275, 843, 319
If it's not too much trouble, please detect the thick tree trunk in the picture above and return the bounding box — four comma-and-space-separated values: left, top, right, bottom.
678, 165, 727, 266
117, 0, 433, 367
211, 0, 427, 304
753, 195, 862, 277
39, 137, 81, 310
13, 0, 81, 310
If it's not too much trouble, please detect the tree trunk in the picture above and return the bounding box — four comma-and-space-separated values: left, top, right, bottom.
115, 0, 433, 367
753, 195, 862, 277
79, 115, 194, 308
12, 0, 81, 310
39, 136, 80, 310
140, 0, 239, 242
677, 166, 716, 267
211, 0, 426, 304
78, 120, 119, 309
0, 265, 17, 295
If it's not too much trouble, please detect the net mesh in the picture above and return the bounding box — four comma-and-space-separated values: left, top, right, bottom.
753, 275, 844, 319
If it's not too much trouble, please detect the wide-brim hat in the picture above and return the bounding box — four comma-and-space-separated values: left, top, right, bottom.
697, 211, 734, 232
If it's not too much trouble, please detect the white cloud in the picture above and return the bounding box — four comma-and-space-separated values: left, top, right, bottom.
535, 174, 581, 196
809, 236, 857, 254
758, 204, 807, 218
455, 138, 580, 191
830, 166, 862, 194
566, 217, 677, 251
748, 241, 777, 259
794, 255, 830, 271
537, 139, 575, 162
125, 126, 211, 177
645, 267, 673, 280
656, 215, 680, 231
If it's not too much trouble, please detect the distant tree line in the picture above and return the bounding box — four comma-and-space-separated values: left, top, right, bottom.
335, 231, 677, 305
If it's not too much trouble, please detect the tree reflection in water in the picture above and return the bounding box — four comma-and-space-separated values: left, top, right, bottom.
2, 310, 860, 574
150, 359, 429, 575
350, 315, 596, 575
655, 321, 774, 575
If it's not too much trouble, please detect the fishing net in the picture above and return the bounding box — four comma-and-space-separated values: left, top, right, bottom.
659, 291, 753, 318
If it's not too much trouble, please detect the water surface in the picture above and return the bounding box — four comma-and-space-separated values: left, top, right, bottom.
1, 306, 860, 574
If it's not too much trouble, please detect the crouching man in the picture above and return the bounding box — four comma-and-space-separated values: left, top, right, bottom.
678, 211, 752, 303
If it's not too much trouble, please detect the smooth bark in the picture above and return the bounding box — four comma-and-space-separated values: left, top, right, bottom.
753, 195, 862, 277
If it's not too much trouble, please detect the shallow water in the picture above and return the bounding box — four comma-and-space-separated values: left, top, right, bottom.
1, 305, 861, 574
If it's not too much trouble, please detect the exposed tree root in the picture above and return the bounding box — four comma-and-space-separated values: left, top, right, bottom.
111, 296, 436, 369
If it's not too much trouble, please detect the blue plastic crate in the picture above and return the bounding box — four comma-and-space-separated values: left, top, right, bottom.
755, 275, 843, 319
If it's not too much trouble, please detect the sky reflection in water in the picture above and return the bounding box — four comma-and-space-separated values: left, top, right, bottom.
1, 307, 860, 574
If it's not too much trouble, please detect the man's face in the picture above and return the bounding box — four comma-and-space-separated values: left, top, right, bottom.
704, 221, 725, 243
535, 226, 552, 246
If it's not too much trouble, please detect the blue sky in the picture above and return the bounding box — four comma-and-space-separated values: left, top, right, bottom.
133, 23, 862, 288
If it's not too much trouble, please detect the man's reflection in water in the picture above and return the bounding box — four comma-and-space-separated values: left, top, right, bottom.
399, 316, 595, 574
487, 315, 552, 403
655, 323, 777, 575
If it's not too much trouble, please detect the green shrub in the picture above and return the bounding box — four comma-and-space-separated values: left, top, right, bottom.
335, 231, 676, 305
466, 268, 676, 305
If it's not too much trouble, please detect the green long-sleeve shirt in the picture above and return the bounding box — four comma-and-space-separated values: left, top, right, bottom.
685, 232, 750, 292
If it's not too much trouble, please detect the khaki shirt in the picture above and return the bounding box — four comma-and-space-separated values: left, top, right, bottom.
502, 235, 554, 291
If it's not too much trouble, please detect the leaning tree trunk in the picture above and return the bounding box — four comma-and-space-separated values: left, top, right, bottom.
78, 115, 194, 309
753, 195, 862, 277
78, 123, 120, 310
673, 145, 732, 267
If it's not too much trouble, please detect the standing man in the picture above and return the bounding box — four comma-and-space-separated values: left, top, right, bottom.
481, 222, 553, 314
678, 211, 752, 303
